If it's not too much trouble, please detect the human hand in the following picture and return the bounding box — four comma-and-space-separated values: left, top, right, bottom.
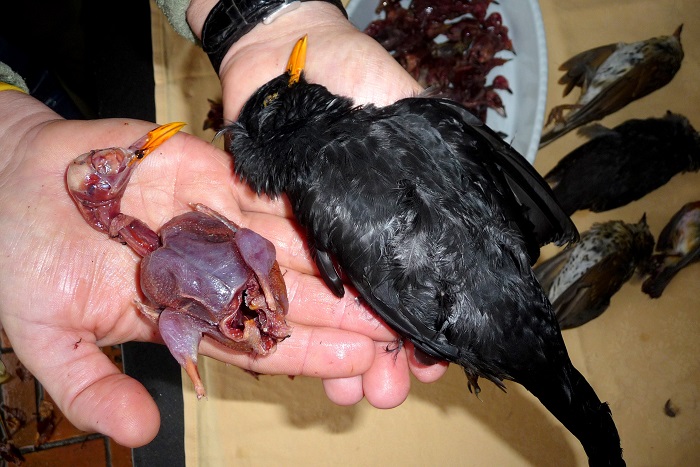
0, 92, 424, 447
185, 0, 449, 406
187, 1, 425, 119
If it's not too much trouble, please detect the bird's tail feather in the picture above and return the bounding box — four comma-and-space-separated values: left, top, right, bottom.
525, 365, 625, 466
539, 124, 575, 149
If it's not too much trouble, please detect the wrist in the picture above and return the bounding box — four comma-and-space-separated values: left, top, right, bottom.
207, 2, 355, 118
186, 0, 220, 39
221, 2, 349, 69
187, 0, 421, 119
193, 0, 347, 72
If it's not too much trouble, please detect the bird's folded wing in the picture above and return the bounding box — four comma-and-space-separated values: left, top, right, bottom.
352, 276, 462, 361
550, 252, 628, 329
534, 246, 574, 292
432, 99, 579, 249
313, 247, 346, 297
558, 43, 619, 96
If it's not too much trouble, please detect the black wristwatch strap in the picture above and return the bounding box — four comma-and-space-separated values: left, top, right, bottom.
202, 0, 347, 72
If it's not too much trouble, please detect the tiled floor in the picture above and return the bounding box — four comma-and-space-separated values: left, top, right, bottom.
0, 330, 132, 466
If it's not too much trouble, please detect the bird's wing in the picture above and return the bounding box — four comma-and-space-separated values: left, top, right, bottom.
351, 273, 462, 361
534, 246, 575, 293
546, 50, 681, 145
540, 81, 632, 148
561, 72, 653, 134
558, 43, 619, 96
432, 99, 579, 250
552, 278, 608, 330
542, 124, 622, 192
313, 247, 345, 297
551, 252, 631, 329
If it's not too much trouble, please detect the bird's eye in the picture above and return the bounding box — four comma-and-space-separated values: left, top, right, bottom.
263, 92, 279, 107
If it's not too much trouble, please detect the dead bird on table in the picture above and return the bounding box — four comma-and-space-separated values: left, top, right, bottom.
544, 112, 700, 217
540, 25, 684, 148
643, 201, 700, 298
536, 215, 655, 329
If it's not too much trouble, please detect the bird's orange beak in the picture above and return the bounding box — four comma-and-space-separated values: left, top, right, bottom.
286, 35, 308, 86
129, 122, 187, 165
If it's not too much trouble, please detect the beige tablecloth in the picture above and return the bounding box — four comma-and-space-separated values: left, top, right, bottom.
150, 1, 700, 465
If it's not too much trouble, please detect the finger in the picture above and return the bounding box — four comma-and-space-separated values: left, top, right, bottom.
22, 334, 160, 448
361, 341, 411, 409
199, 325, 375, 378
404, 340, 450, 383
322, 375, 364, 406
282, 269, 396, 341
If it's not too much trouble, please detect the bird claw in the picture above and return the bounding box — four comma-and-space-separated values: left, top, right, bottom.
467, 375, 482, 399
546, 104, 581, 127
384, 338, 404, 362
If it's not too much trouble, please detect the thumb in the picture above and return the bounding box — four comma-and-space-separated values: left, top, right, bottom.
19, 334, 161, 448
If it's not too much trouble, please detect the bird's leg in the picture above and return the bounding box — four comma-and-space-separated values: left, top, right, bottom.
136, 300, 208, 397
140, 304, 210, 399
464, 370, 482, 398
545, 104, 582, 127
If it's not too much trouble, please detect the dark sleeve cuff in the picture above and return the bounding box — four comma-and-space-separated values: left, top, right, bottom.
201, 0, 347, 72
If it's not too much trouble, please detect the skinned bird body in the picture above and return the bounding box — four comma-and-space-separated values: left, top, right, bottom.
225, 37, 625, 465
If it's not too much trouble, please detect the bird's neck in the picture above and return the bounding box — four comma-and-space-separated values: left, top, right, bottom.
270, 84, 356, 173
232, 85, 356, 198
289, 83, 356, 129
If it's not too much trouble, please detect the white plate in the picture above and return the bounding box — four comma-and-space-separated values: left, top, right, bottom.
346, 0, 548, 164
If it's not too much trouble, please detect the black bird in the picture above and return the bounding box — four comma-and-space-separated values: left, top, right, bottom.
535, 215, 655, 329
545, 112, 700, 217
540, 26, 684, 148
224, 36, 625, 465
643, 201, 700, 298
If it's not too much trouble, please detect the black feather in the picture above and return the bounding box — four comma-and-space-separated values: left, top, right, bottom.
546, 112, 700, 216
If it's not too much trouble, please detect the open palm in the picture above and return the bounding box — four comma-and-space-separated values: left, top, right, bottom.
0, 105, 403, 447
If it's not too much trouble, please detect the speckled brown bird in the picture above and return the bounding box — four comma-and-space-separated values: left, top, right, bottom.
540, 25, 684, 148
536, 215, 655, 329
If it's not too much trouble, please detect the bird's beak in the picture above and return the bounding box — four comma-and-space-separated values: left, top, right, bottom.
286, 35, 308, 86
128, 122, 187, 164
673, 24, 683, 39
